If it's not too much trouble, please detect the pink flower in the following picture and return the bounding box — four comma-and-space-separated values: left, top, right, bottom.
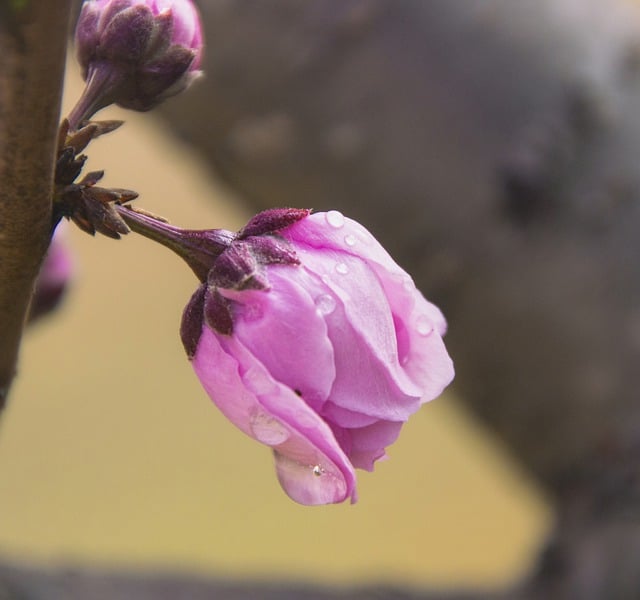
70, 0, 203, 127
29, 229, 74, 323
180, 209, 454, 505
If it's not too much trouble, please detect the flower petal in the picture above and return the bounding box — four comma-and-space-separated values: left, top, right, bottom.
285, 212, 454, 399
192, 327, 356, 504
285, 247, 424, 419
321, 402, 380, 428
220, 265, 336, 411
393, 304, 455, 402
308, 268, 423, 421
154, 0, 200, 51
347, 420, 403, 471
285, 212, 448, 335
284, 212, 413, 290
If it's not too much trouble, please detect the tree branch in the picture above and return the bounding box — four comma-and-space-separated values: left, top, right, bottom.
0, 0, 72, 407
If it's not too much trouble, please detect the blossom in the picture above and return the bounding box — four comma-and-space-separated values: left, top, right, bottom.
180, 208, 454, 505
70, 0, 203, 127
29, 229, 74, 323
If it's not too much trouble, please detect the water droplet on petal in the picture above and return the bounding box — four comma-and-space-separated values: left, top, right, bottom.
326, 210, 345, 229
400, 355, 410, 366
344, 234, 356, 247
275, 452, 347, 504
315, 293, 336, 315
249, 411, 290, 445
416, 314, 433, 336
244, 366, 278, 395
335, 263, 349, 275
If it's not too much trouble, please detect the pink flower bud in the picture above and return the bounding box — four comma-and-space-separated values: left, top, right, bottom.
70, 0, 203, 126
181, 209, 454, 505
29, 229, 74, 323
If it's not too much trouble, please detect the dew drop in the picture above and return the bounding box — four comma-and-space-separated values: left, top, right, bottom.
275, 452, 347, 504
335, 263, 349, 275
344, 234, 356, 247
416, 315, 433, 336
244, 366, 278, 395
315, 293, 337, 315
249, 411, 290, 445
326, 210, 345, 229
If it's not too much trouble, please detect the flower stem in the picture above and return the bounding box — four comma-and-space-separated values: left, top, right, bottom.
67, 63, 123, 130
114, 205, 234, 281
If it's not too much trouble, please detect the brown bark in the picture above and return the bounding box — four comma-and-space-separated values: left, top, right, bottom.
0, 0, 72, 406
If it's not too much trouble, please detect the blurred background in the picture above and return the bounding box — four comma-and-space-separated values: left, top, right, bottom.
0, 65, 548, 592
4, 0, 640, 597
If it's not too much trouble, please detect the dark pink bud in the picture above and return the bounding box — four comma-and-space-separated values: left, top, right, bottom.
29, 229, 74, 323
69, 0, 204, 127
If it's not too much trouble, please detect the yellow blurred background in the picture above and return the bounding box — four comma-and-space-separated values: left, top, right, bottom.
0, 66, 550, 590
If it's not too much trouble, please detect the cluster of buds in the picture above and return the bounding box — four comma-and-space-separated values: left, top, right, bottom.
48, 0, 454, 505
54, 118, 137, 237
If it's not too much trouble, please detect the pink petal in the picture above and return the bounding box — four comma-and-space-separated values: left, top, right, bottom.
192, 327, 356, 504
39, 230, 74, 288
347, 420, 403, 471
393, 305, 455, 402
154, 0, 202, 65
284, 211, 394, 274
220, 266, 336, 412
320, 403, 380, 428
301, 247, 422, 395
308, 272, 423, 421
286, 212, 454, 398
286, 212, 447, 335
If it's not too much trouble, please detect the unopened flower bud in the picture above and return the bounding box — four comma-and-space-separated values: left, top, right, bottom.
69, 0, 203, 128
29, 228, 74, 323
180, 209, 455, 505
